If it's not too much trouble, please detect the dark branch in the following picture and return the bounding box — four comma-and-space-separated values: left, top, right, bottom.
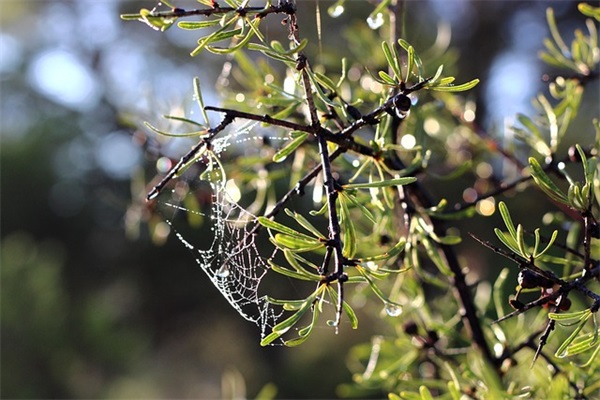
124, 3, 296, 20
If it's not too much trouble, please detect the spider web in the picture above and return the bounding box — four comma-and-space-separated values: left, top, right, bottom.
155, 123, 290, 341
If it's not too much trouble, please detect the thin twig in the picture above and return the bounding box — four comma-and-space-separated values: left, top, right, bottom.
203, 106, 376, 156
146, 113, 233, 200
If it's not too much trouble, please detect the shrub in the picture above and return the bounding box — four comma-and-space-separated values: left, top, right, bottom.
123, 1, 599, 398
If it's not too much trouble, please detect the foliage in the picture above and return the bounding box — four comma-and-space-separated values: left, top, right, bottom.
123, 1, 599, 398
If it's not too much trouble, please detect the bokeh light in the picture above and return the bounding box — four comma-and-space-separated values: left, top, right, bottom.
27, 49, 102, 111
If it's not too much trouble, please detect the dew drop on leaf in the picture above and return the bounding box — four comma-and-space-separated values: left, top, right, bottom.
384, 303, 402, 317
367, 13, 384, 30
328, 5, 344, 18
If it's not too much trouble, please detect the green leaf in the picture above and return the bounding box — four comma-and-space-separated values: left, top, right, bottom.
120, 12, 143, 21
313, 72, 338, 93
542, 38, 579, 71
260, 297, 314, 346
258, 217, 317, 241
161, 115, 203, 127
416, 217, 460, 246
356, 265, 400, 307
248, 44, 296, 63
343, 177, 417, 189
268, 260, 320, 281
537, 94, 559, 152
381, 41, 402, 81
555, 317, 590, 358
339, 196, 357, 258
192, 77, 210, 127
341, 192, 376, 224
405, 45, 415, 83
206, 19, 261, 54
493, 268, 510, 319
529, 157, 570, 205
283, 209, 326, 240
284, 251, 321, 274
283, 38, 308, 56
244, 16, 266, 42
272, 296, 316, 332
355, 237, 406, 262
135, 8, 178, 31
398, 393, 421, 400
421, 237, 452, 276
178, 20, 221, 29
326, 286, 359, 329
337, 57, 348, 88
306, 70, 339, 107
285, 304, 320, 346
448, 381, 461, 400
498, 202, 517, 239
143, 121, 209, 138
265, 296, 308, 310
428, 78, 480, 92
561, 329, 600, 357
282, 255, 321, 282
532, 228, 541, 259
260, 331, 283, 346
273, 132, 309, 163
547, 7, 570, 55
271, 233, 324, 252
419, 386, 434, 400
539, 51, 567, 69
436, 235, 462, 245
494, 228, 521, 256
378, 70, 398, 85
516, 224, 528, 258
255, 382, 278, 400
191, 25, 242, 56
430, 64, 444, 84
549, 309, 592, 322
437, 76, 455, 85
579, 3, 600, 22
516, 114, 543, 142
411, 47, 424, 78
533, 228, 558, 258
397, 38, 411, 52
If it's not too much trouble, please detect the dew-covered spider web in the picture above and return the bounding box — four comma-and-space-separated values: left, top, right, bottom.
153, 121, 294, 341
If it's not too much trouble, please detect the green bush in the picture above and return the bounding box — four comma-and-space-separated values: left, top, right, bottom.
123, 2, 599, 398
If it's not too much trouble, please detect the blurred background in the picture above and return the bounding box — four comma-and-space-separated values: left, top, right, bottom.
1, 0, 595, 398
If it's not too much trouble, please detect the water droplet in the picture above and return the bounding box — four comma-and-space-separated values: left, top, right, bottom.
328, 5, 344, 18
327, 320, 340, 334
216, 265, 230, 278
367, 13, 384, 30
384, 302, 402, 317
